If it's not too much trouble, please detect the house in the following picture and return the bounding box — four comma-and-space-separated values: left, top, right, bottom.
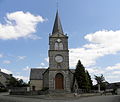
106, 82, 120, 95
0, 69, 13, 88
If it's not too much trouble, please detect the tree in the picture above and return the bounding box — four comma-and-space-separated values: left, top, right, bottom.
94, 74, 105, 92
86, 70, 93, 90
6, 77, 28, 88
6, 77, 18, 88
74, 60, 88, 90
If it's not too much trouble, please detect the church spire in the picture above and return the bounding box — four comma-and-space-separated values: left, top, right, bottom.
52, 10, 64, 34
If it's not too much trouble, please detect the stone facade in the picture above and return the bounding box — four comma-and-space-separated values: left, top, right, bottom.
30, 80, 43, 91
30, 11, 75, 93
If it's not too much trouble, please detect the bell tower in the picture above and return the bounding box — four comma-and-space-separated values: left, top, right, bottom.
48, 10, 71, 92
49, 10, 69, 69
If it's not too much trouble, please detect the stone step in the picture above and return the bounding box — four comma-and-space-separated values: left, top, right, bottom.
49, 89, 70, 94
47, 93, 75, 97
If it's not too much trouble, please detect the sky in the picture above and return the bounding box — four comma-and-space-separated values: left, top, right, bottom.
0, 0, 120, 84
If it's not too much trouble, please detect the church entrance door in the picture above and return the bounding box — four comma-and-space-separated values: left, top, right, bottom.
55, 73, 64, 89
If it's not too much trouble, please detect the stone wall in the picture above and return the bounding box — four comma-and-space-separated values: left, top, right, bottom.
48, 69, 72, 92
30, 80, 43, 91
117, 88, 120, 95
43, 70, 49, 88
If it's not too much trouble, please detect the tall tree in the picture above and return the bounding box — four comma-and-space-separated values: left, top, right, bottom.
74, 60, 88, 89
86, 70, 93, 90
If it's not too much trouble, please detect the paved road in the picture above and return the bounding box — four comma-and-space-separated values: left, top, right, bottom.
0, 93, 120, 102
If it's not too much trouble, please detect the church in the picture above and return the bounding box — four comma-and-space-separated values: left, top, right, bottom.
30, 11, 77, 93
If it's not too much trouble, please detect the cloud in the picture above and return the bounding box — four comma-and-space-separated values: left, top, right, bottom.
1, 68, 12, 74
45, 57, 49, 63
86, 67, 105, 75
14, 75, 29, 82
106, 63, 120, 70
69, 30, 120, 68
69, 48, 100, 67
40, 63, 45, 66
23, 66, 30, 71
112, 71, 120, 74
0, 54, 3, 58
86, 62, 120, 84
17, 56, 26, 60
3, 60, 11, 64
0, 11, 45, 40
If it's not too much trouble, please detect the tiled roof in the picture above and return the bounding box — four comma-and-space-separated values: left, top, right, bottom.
30, 68, 47, 80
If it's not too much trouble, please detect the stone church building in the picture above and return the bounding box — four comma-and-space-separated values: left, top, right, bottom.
30, 11, 76, 93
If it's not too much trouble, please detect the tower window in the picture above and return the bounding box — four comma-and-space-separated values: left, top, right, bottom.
55, 39, 63, 50
55, 42, 59, 50
59, 43, 63, 50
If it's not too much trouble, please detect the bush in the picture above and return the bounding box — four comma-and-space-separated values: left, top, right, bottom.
0, 88, 7, 92
41, 87, 49, 91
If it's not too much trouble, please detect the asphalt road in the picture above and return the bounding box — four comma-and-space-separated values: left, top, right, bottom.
0, 93, 120, 102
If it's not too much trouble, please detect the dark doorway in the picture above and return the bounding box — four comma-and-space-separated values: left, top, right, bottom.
32, 86, 36, 91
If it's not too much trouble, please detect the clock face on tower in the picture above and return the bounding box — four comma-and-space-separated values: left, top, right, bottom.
55, 55, 63, 63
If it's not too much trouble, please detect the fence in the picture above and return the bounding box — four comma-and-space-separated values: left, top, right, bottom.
75, 89, 99, 94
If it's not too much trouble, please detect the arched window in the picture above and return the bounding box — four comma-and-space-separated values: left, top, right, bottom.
55, 39, 63, 50
59, 43, 63, 50
55, 42, 59, 50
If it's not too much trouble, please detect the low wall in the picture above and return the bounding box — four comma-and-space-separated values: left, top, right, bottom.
9, 87, 49, 95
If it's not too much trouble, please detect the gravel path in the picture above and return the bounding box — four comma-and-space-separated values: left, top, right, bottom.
0, 93, 120, 102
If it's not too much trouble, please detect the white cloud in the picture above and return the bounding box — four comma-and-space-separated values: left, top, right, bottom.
69, 48, 101, 67
1, 68, 12, 74
0, 11, 45, 40
86, 67, 105, 75
69, 30, 120, 83
106, 75, 119, 79
69, 30, 120, 68
86, 62, 120, 83
40, 63, 45, 66
0, 54, 3, 58
3, 60, 11, 64
45, 57, 49, 63
23, 66, 30, 71
112, 71, 120, 74
17, 56, 26, 60
106, 63, 120, 70
15, 75, 29, 82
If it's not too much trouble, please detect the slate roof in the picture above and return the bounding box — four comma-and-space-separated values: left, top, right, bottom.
0, 72, 11, 79
52, 10, 64, 34
30, 68, 47, 80
30, 68, 75, 80
106, 82, 120, 89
